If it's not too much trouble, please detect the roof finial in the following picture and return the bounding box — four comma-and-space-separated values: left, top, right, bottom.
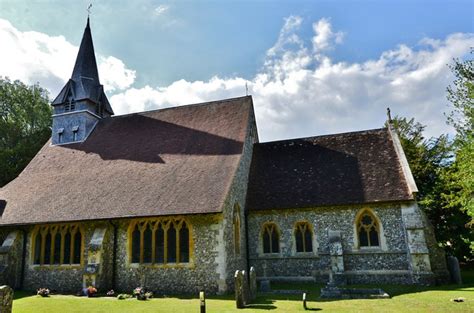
245, 82, 249, 96
87, 3, 92, 20
387, 107, 392, 123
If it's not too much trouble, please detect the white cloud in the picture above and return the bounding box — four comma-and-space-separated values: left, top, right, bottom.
0, 18, 135, 98
0, 17, 472, 142
312, 18, 344, 52
111, 17, 473, 141
154, 5, 169, 16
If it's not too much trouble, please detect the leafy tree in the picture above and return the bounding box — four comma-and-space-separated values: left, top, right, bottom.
390, 117, 473, 260
446, 54, 474, 254
0, 77, 52, 187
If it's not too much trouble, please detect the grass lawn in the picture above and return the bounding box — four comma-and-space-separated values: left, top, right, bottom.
12, 272, 474, 313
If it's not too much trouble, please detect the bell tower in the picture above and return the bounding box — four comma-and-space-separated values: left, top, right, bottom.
51, 18, 114, 145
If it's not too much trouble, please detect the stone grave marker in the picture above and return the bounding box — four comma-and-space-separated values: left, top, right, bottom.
249, 266, 257, 301
447, 256, 462, 284
234, 270, 245, 308
0, 285, 13, 313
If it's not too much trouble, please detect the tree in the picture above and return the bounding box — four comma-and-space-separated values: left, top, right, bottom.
0, 77, 52, 187
446, 54, 474, 254
390, 117, 473, 260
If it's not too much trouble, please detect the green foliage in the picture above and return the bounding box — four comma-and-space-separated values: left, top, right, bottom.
446, 54, 474, 253
390, 117, 473, 260
0, 77, 51, 188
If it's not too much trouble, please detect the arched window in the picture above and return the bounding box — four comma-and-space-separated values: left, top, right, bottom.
233, 204, 241, 255
294, 222, 313, 253
357, 211, 380, 247
129, 218, 192, 265
31, 224, 83, 266
262, 223, 280, 254
179, 222, 190, 263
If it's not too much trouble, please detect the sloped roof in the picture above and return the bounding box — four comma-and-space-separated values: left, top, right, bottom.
0, 96, 253, 225
246, 128, 413, 211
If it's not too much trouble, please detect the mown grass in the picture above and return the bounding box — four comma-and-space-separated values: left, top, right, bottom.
12, 271, 474, 313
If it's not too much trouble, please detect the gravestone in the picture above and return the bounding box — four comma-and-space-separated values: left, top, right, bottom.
328, 230, 346, 285
199, 291, 206, 313
0, 285, 13, 313
447, 256, 462, 284
242, 270, 249, 305
249, 267, 257, 300
259, 280, 271, 292
234, 270, 245, 308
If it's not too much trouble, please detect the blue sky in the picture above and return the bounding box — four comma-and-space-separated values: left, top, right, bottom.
0, 0, 473, 141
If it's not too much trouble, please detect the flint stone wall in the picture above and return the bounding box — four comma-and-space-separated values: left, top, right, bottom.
248, 204, 418, 284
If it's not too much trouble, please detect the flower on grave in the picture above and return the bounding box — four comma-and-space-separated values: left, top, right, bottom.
106, 289, 115, 297
87, 286, 97, 297
37, 288, 50, 297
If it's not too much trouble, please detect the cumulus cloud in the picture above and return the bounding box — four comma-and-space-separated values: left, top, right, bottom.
111, 17, 473, 140
1, 17, 472, 141
154, 5, 169, 16
0, 18, 135, 97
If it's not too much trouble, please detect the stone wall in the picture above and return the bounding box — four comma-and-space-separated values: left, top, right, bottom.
219, 107, 258, 293
248, 203, 434, 285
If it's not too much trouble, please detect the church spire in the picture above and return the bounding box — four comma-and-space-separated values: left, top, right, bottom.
71, 17, 99, 83
50, 17, 114, 145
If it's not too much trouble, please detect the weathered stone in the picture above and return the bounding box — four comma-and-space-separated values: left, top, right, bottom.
0, 285, 13, 313
249, 267, 257, 301
234, 270, 245, 308
199, 291, 206, 313
447, 256, 462, 284
259, 280, 271, 292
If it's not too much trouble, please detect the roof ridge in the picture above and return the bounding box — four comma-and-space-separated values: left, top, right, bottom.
259, 127, 388, 145
111, 95, 252, 119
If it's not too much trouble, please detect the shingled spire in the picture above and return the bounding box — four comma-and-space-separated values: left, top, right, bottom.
71, 17, 100, 83
51, 18, 113, 145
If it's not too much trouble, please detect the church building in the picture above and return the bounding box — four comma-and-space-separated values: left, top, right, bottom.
0, 19, 448, 294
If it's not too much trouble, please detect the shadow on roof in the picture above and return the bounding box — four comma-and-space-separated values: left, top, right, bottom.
247, 141, 366, 209
60, 114, 244, 164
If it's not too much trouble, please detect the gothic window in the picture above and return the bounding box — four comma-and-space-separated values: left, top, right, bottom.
32, 224, 83, 266
233, 204, 241, 255
294, 222, 313, 253
129, 218, 192, 265
262, 223, 280, 254
357, 211, 380, 247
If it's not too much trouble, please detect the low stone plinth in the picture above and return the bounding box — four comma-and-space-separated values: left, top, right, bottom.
320, 285, 389, 299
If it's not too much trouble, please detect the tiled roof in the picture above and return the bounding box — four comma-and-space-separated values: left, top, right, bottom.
0, 96, 253, 225
246, 128, 413, 211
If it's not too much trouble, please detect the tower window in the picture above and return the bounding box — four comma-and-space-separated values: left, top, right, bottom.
72, 126, 79, 142
57, 128, 64, 143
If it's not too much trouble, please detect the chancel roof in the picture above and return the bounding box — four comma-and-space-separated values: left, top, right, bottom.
246, 128, 414, 211
0, 96, 253, 225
